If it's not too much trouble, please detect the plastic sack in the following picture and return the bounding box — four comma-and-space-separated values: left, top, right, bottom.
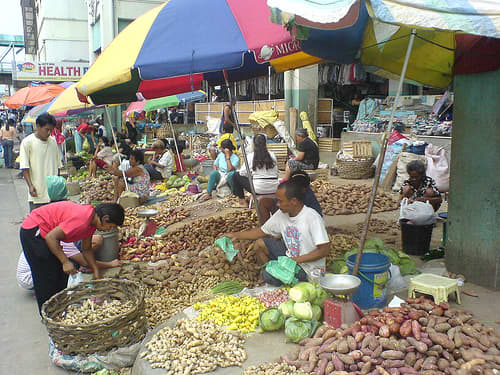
425, 144, 450, 192
265, 256, 300, 285
82, 137, 90, 151
67, 272, 84, 288
393, 152, 427, 192
387, 264, 407, 294
49, 337, 142, 373
379, 138, 411, 183
399, 198, 436, 225
46, 176, 69, 202
206, 117, 220, 134
214, 237, 239, 262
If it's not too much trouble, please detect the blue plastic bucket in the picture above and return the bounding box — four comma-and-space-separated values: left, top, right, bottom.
347, 253, 391, 309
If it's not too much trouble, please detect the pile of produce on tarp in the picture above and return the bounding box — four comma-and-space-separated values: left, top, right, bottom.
279, 296, 500, 375
311, 181, 399, 216
79, 176, 114, 203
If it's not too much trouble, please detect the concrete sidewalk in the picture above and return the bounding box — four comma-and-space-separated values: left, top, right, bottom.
0, 168, 67, 375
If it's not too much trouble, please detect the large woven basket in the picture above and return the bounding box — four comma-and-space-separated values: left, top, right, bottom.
336, 157, 375, 179
250, 121, 278, 139
41, 278, 147, 355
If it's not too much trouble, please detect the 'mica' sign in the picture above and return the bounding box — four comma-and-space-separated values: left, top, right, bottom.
15, 62, 89, 81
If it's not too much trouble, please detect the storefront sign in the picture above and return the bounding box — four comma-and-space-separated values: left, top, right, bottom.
15, 62, 89, 81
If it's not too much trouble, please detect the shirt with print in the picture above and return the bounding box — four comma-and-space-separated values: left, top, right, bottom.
400, 176, 440, 200
22, 201, 97, 242
298, 137, 319, 169
19, 134, 62, 204
214, 152, 239, 173
156, 150, 174, 179
261, 205, 329, 273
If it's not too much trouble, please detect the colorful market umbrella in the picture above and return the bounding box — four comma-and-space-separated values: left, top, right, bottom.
124, 90, 206, 116
4, 84, 65, 109
75, 0, 322, 105
268, 0, 500, 88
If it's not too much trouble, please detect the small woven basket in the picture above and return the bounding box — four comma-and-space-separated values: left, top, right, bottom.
41, 278, 147, 355
336, 157, 375, 179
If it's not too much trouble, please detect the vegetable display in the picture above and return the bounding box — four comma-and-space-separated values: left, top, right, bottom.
243, 362, 310, 374
279, 297, 500, 374
140, 319, 246, 374
211, 280, 245, 295
259, 308, 286, 332
57, 299, 133, 325
121, 207, 190, 239
311, 180, 399, 215
285, 317, 319, 343
79, 177, 114, 203
258, 289, 289, 308
194, 295, 266, 333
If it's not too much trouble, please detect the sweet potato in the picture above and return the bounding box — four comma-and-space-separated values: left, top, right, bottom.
349, 350, 363, 361
299, 347, 317, 361
314, 324, 330, 338
429, 332, 455, 350
318, 337, 337, 353
318, 352, 332, 360
435, 323, 452, 333
360, 361, 372, 374
337, 339, 349, 354
368, 336, 380, 351
300, 337, 323, 346
381, 359, 405, 368
438, 358, 450, 371
355, 332, 366, 343
412, 320, 422, 340
381, 350, 405, 360
347, 335, 357, 351
398, 367, 419, 374
407, 337, 428, 353
414, 358, 425, 371
373, 345, 383, 358
400, 320, 412, 338
376, 366, 391, 375
332, 354, 344, 371
316, 358, 328, 375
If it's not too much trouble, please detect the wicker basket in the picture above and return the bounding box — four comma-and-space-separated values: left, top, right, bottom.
250, 121, 278, 139
336, 157, 375, 179
41, 279, 147, 355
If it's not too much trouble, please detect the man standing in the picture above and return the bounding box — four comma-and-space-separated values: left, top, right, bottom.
283, 128, 319, 180
20, 113, 62, 212
225, 178, 329, 286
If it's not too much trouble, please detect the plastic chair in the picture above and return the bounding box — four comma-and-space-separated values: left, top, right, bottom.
408, 273, 461, 305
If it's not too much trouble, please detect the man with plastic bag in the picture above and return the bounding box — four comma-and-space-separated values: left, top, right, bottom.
225, 177, 329, 286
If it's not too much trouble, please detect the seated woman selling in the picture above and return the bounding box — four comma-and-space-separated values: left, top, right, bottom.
88, 137, 114, 178
199, 139, 239, 202
232, 134, 279, 207
107, 149, 151, 203
400, 160, 442, 211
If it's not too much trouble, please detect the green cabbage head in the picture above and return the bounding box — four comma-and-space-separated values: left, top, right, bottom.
259, 308, 285, 332
289, 282, 316, 303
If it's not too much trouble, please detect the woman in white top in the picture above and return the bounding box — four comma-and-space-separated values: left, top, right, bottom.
232, 134, 279, 207
88, 136, 114, 178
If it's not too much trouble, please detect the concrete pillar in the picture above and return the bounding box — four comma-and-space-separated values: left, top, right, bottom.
446, 68, 500, 289
284, 65, 319, 132
101, 0, 116, 50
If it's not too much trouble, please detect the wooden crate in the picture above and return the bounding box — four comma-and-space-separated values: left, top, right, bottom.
305, 168, 329, 181
352, 141, 373, 158
318, 138, 341, 152
236, 102, 254, 111
267, 143, 288, 170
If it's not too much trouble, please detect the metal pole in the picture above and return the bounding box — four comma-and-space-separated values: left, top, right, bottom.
167, 117, 184, 172
352, 29, 417, 276
268, 66, 271, 101
223, 70, 263, 225
105, 105, 129, 191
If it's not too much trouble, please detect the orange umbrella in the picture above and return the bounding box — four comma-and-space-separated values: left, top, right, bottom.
4, 84, 65, 109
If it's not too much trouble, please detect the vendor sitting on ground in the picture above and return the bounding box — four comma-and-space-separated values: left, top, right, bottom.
88, 137, 114, 179
144, 140, 174, 181
400, 160, 442, 211
209, 122, 238, 160
232, 134, 279, 207
20, 201, 125, 313
259, 170, 322, 222
283, 128, 319, 181
200, 139, 239, 202
16, 235, 121, 290
225, 177, 329, 286
108, 149, 151, 203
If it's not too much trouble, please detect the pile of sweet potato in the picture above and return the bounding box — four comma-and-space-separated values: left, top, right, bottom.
280, 297, 500, 374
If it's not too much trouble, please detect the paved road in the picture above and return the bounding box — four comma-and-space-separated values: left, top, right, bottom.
0, 168, 67, 375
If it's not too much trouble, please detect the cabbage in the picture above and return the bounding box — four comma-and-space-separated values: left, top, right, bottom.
365, 237, 384, 250
293, 302, 313, 320
278, 300, 295, 317
289, 282, 316, 303
284, 317, 319, 343
312, 304, 322, 321
259, 308, 285, 332
312, 287, 329, 307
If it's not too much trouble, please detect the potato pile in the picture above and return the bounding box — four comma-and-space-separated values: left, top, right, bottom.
80, 177, 114, 202
121, 207, 190, 240
57, 298, 133, 325
159, 210, 259, 252
357, 218, 400, 235
328, 233, 359, 262
243, 362, 310, 375
140, 319, 246, 374
119, 237, 188, 262
280, 296, 500, 374
311, 180, 399, 215
156, 191, 195, 209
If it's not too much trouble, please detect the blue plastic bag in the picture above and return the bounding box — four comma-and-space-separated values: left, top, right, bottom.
46, 176, 69, 202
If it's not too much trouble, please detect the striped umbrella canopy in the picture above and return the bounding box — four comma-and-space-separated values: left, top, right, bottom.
124, 90, 206, 116
75, 0, 322, 105
268, 0, 500, 88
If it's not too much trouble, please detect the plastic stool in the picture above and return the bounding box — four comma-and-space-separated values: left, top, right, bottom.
408, 273, 461, 305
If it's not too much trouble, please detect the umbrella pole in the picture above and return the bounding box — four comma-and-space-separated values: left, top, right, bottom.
352, 29, 417, 277
167, 117, 184, 172
223, 70, 263, 225
105, 105, 129, 191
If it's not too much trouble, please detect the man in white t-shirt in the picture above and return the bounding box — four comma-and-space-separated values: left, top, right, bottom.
144, 140, 173, 180
226, 178, 329, 286
19, 113, 62, 212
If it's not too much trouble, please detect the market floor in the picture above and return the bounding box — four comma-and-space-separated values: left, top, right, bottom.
2, 168, 499, 375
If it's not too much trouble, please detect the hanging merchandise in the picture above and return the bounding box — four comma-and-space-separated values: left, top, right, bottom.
425, 145, 450, 192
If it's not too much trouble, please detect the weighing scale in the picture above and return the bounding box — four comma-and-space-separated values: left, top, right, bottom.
136, 208, 159, 237
320, 274, 364, 328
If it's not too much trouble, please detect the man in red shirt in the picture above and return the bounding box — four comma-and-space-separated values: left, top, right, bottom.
20, 201, 125, 313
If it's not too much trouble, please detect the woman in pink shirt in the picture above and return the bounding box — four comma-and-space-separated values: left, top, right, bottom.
20, 201, 125, 313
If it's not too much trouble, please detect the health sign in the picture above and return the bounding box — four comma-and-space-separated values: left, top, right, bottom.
15, 62, 89, 81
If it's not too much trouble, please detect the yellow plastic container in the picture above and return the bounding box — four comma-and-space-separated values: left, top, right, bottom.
408, 273, 461, 305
